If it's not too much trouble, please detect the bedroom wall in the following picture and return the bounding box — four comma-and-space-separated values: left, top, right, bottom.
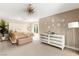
39, 8, 79, 51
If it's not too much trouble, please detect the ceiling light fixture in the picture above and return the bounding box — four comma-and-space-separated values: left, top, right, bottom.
26, 4, 35, 15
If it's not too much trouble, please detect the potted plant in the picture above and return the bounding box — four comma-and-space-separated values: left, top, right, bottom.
0, 19, 9, 40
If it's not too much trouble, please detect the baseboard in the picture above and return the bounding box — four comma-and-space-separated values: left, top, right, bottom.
65, 45, 79, 51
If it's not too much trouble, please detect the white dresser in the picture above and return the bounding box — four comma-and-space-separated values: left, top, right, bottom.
40, 33, 65, 50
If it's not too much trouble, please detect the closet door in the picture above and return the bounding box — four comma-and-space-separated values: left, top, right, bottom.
66, 29, 75, 47
75, 29, 79, 49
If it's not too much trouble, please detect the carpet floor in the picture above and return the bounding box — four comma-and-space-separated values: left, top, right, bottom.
0, 40, 79, 56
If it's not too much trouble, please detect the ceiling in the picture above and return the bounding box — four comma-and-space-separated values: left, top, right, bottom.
0, 3, 79, 22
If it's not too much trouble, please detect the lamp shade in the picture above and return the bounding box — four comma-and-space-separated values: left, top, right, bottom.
68, 22, 79, 28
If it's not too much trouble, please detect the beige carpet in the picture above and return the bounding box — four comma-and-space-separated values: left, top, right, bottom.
0, 40, 79, 56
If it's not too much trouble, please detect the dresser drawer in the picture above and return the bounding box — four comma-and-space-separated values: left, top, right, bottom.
50, 38, 63, 42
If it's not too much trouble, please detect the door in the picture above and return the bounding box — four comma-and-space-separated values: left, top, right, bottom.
32, 23, 39, 40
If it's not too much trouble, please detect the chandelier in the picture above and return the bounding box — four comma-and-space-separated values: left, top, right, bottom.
26, 4, 35, 15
